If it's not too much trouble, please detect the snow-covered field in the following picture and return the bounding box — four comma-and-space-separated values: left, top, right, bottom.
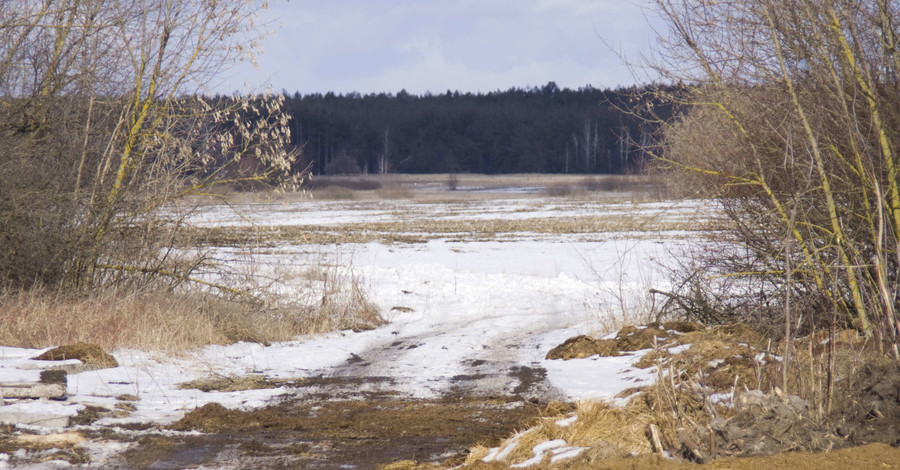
0, 184, 712, 466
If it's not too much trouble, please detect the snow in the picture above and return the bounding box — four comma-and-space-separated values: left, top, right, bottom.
512, 439, 568, 467
555, 415, 578, 427
181, 196, 710, 229
539, 350, 656, 403
483, 433, 523, 462
0, 194, 704, 434
486, 437, 587, 468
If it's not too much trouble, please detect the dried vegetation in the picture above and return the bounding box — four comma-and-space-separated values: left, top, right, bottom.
457, 322, 900, 469
0, 281, 382, 353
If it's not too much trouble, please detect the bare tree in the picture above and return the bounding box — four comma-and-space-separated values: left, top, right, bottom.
0, 0, 302, 290
650, 0, 900, 353
378, 125, 391, 174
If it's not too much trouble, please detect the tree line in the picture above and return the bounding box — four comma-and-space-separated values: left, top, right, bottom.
280, 83, 673, 175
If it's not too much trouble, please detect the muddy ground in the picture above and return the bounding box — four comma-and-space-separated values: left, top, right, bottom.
0, 373, 549, 469
5, 324, 900, 468
116, 393, 542, 469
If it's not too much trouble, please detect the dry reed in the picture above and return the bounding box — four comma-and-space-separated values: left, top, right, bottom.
0, 276, 383, 353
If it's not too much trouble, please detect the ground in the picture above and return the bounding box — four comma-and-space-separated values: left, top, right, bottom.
2, 175, 893, 468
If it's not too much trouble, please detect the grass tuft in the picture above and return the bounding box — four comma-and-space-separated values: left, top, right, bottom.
0, 277, 383, 353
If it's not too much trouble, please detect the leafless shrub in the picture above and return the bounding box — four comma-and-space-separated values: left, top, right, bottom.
649, 0, 900, 355
0, 0, 304, 292
543, 182, 581, 197
323, 151, 363, 175
305, 177, 382, 191
447, 173, 459, 191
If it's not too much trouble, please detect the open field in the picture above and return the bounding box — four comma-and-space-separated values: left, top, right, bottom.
183, 173, 705, 246
5, 176, 893, 468
0, 175, 724, 468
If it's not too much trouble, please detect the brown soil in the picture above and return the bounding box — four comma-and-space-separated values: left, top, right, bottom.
101, 394, 544, 469
33, 342, 118, 368
834, 359, 900, 446
177, 375, 302, 392
545, 321, 705, 360
545, 335, 622, 359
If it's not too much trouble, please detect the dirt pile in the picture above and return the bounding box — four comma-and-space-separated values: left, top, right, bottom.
834, 360, 900, 446
682, 390, 840, 461
547, 322, 766, 394
33, 342, 118, 368
545, 322, 703, 360
459, 443, 900, 469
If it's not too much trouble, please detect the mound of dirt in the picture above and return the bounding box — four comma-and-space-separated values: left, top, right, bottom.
545, 335, 621, 359
545, 322, 704, 360
683, 390, 840, 461
629, 323, 767, 391
534, 322, 900, 469
169, 402, 301, 433
834, 360, 900, 446
34, 342, 118, 368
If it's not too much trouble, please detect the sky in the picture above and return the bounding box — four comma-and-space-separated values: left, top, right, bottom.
215, 0, 661, 95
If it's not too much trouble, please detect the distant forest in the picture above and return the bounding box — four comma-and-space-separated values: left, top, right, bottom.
282, 82, 674, 175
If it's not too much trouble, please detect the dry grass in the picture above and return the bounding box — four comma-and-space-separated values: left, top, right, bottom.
185, 214, 698, 247
199, 174, 671, 204
462, 400, 654, 468
0, 276, 384, 353
457, 323, 882, 469
309, 185, 359, 200
542, 176, 661, 197
375, 186, 415, 199
304, 185, 414, 201
178, 374, 299, 392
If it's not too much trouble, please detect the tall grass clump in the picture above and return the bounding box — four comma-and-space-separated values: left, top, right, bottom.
0, 267, 383, 353
647, 0, 900, 356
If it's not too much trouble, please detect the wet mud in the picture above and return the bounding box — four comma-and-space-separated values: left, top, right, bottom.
104, 393, 543, 469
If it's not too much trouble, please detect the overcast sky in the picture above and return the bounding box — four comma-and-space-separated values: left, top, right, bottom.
215, 0, 660, 95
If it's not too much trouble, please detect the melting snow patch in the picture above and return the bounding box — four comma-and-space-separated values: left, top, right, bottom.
756, 352, 781, 363
511, 439, 586, 467
483, 433, 523, 462
542, 350, 657, 402
708, 392, 734, 406
555, 415, 578, 427
512, 439, 567, 467
667, 344, 692, 354
551, 446, 587, 463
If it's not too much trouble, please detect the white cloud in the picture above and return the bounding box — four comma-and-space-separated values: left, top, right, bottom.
215, 0, 658, 94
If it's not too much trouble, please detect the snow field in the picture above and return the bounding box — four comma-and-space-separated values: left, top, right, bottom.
0, 194, 703, 436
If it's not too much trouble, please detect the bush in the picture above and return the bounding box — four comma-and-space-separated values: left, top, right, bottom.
323, 152, 363, 175
650, 0, 900, 352
0, 1, 302, 291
